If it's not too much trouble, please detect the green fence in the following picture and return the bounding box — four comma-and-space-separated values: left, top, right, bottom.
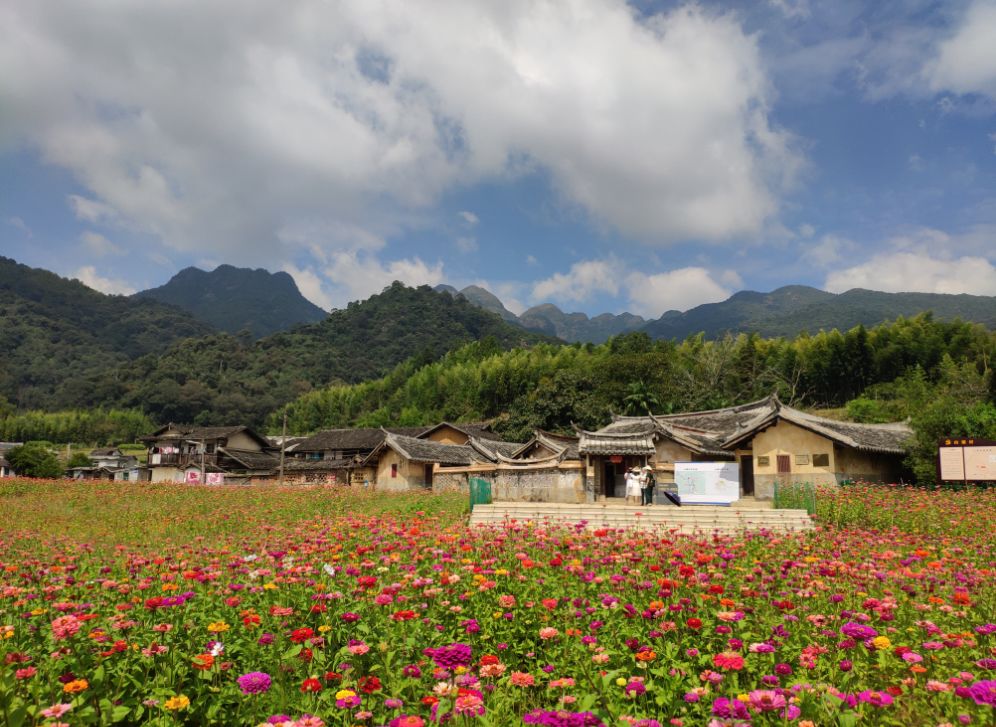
469, 477, 492, 511
772, 481, 817, 514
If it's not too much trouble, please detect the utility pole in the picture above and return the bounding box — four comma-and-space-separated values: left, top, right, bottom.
278, 410, 287, 486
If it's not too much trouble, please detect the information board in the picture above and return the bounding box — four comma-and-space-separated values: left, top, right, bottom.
675, 461, 740, 504
938, 439, 996, 482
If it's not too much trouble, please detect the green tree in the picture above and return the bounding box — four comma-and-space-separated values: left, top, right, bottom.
6, 442, 64, 478
67, 451, 94, 468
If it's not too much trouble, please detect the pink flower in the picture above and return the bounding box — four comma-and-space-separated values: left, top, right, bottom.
510, 671, 535, 687
712, 652, 744, 671
40, 704, 73, 719
50, 616, 81, 640
538, 627, 559, 640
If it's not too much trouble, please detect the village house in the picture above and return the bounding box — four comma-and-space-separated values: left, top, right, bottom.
284, 426, 432, 485
67, 447, 142, 482
577, 394, 911, 502
141, 424, 277, 483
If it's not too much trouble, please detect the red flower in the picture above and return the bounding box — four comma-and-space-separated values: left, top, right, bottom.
191, 654, 214, 671
480, 655, 500, 666
323, 671, 342, 682
299, 648, 313, 662
686, 618, 702, 630
300, 677, 322, 693
421, 696, 439, 707
392, 610, 417, 621
359, 675, 382, 693
290, 627, 315, 643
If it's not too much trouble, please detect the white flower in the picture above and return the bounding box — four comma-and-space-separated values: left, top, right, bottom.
323, 563, 336, 578
209, 642, 224, 657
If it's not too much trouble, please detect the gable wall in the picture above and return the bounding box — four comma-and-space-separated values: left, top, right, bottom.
374, 448, 429, 491
424, 426, 470, 445
227, 431, 261, 451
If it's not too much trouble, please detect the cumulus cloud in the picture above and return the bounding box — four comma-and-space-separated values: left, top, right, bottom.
311, 251, 445, 309
72, 265, 136, 296
282, 264, 333, 311
825, 247, 996, 296
625, 267, 736, 317
0, 0, 796, 278
532, 260, 621, 305
80, 231, 121, 257
925, 0, 996, 98
6, 216, 31, 237
802, 233, 857, 267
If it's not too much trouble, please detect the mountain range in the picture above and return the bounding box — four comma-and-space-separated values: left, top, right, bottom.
438, 283, 996, 343
134, 264, 327, 338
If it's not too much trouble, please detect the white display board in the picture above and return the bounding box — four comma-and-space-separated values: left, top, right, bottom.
675, 462, 740, 505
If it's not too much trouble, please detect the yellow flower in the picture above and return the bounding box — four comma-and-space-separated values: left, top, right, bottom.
335, 689, 357, 700
63, 679, 89, 694
164, 695, 190, 711
263, 583, 278, 590
495, 569, 509, 576
872, 636, 892, 650
318, 625, 332, 633
737, 694, 751, 703
207, 621, 230, 633
615, 678, 627, 687
30, 608, 47, 616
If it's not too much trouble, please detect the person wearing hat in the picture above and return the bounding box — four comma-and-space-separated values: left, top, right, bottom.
640, 465, 656, 506
625, 467, 641, 504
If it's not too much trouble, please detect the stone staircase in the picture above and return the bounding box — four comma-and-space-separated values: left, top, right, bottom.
469, 500, 813, 534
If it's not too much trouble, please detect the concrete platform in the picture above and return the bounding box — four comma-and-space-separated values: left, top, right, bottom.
469, 499, 812, 534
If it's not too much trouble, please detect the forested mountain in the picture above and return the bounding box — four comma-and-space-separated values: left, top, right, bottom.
435, 282, 996, 344
0, 256, 215, 410
519, 304, 647, 342
642, 286, 996, 339
97, 282, 550, 426
435, 283, 648, 342
134, 264, 327, 338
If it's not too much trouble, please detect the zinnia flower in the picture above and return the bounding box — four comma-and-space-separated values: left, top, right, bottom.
163, 695, 190, 711
238, 672, 272, 695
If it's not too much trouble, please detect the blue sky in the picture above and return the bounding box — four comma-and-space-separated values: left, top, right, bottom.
2, 0, 996, 318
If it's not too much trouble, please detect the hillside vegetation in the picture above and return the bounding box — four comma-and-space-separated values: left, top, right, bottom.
0, 256, 215, 410
277, 315, 996, 483
134, 264, 328, 338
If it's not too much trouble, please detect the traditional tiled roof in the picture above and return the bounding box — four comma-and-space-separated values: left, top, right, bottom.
219, 448, 279, 472
141, 425, 270, 449
580, 394, 910, 457
294, 427, 430, 453
723, 402, 912, 454
577, 424, 657, 455
505, 430, 580, 463
468, 437, 525, 462
90, 447, 121, 457
367, 433, 478, 466
629, 395, 776, 433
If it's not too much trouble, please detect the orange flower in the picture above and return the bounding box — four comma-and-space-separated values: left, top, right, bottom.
635, 649, 657, 662
191, 653, 214, 670
63, 678, 89, 694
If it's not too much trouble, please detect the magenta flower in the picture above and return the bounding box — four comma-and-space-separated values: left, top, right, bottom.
237, 672, 272, 695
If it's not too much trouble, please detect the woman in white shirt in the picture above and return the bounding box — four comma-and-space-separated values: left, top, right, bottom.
625, 468, 640, 504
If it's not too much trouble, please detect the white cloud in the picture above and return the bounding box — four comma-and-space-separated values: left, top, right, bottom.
825, 249, 996, 296
317, 252, 445, 309
80, 230, 121, 257
72, 265, 136, 296
925, 0, 996, 99
625, 267, 735, 317
282, 264, 333, 311
532, 260, 620, 305
6, 216, 31, 237
0, 0, 797, 271
458, 211, 479, 227
803, 233, 857, 267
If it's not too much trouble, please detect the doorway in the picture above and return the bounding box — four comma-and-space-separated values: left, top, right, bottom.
740, 455, 754, 496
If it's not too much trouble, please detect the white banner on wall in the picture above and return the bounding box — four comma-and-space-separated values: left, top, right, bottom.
675, 462, 740, 505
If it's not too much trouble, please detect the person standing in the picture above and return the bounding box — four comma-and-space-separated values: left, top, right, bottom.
640, 465, 656, 506
625, 467, 640, 504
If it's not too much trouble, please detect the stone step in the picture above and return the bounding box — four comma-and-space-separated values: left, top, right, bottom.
469, 503, 813, 532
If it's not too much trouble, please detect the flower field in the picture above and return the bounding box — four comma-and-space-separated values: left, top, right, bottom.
1, 480, 994, 727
